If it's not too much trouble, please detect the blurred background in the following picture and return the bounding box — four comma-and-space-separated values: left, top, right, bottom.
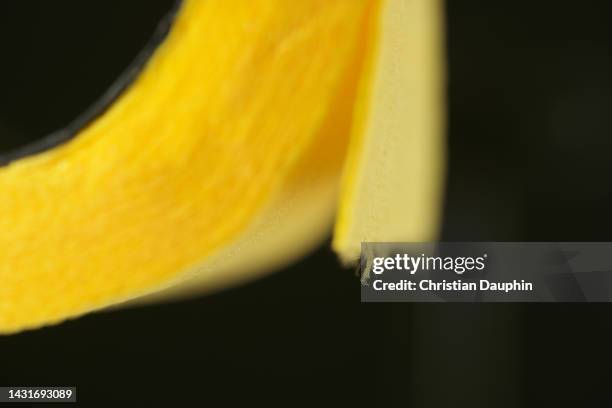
1, 1, 612, 406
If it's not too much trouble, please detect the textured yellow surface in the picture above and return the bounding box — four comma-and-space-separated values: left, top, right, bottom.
334, 0, 446, 260
0, 0, 444, 333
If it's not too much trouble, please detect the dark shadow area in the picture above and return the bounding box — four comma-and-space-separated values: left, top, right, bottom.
437, 1, 612, 406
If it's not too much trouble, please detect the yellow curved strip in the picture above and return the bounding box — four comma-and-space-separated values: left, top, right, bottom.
0, 0, 445, 334
0, 0, 377, 333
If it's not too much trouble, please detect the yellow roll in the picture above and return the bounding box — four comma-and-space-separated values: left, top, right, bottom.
0, 0, 445, 333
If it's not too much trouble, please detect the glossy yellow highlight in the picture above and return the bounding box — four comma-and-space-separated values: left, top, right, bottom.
0, 0, 445, 333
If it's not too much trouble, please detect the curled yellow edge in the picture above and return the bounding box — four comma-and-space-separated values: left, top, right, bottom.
0, 0, 444, 333
334, 0, 446, 260
148, 0, 447, 303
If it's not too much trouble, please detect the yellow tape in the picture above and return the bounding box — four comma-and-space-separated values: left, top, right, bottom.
0, 0, 444, 333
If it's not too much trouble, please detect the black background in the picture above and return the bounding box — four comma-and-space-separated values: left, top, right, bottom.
1, 1, 612, 406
